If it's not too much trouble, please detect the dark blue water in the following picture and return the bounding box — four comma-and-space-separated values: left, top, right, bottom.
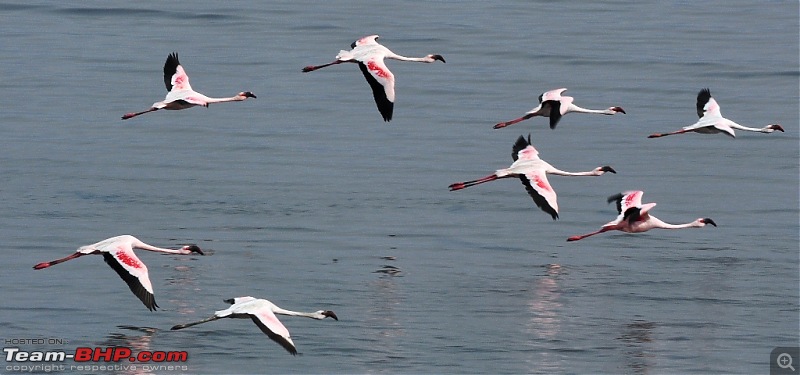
1, 1, 798, 374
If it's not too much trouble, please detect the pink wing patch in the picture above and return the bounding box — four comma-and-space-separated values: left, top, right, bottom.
367, 60, 391, 79
171, 66, 192, 91
527, 170, 559, 213
256, 310, 291, 340
516, 145, 540, 161
115, 249, 144, 269
621, 190, 644, 212
703, 97, 721, 117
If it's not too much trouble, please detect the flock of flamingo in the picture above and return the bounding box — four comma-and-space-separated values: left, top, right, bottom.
33, 35, 785, 355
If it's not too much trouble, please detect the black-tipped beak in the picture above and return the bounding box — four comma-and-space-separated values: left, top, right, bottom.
772, 124, 785, 132
243, 91, 257, 99
601, 166, 617, 174
702, 218, 717, 227
323, 310, 339, 321
223, 298, 236, 304
613, 107, 626, 114
431, 54, 445, 63
186, 245, 204, 255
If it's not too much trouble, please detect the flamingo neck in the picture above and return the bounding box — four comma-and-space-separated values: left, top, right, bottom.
726, 121, 775, 133
567, 104, 614, 115
547, 168, 601, 177
133, 241, 186, 254
387, 53, 434, 63
272, 307, 323, 319
651, 217, 702, 230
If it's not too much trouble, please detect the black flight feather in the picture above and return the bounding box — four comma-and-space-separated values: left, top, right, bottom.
163, 52, 180, 92
102, 253, 158, 311
357, 62, 393, 122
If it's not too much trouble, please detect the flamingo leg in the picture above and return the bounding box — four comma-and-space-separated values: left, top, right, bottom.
493, 114, 536, 129
449, 174, 499, 191
33, 252, 85, 270
647, 129, 687, 138
566, 227, 613, 242
122, 107, 159, 120
302, 60, 345, 72
171, 315, 221, 330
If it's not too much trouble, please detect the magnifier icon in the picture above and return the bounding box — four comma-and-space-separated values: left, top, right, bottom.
778, 353, 796, 371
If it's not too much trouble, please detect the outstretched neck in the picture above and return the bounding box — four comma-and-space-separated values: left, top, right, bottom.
567, 104, 622, 115
651, 217, 702, 230
387, 52, 442, 63
727, 121, 783, 133
133, 240, 185, 254
272, 307, 324, 320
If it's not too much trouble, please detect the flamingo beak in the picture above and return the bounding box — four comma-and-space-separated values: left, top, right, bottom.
771, 124, 785, 132
322, 310, 339, 321
223, 298, 236, 304
612, 106, 626, 114
600, 166, 617, 174
702, 218, 717, 227
184, 245, 204, 255
243, 91, 257, 99
431, 54, 446, 63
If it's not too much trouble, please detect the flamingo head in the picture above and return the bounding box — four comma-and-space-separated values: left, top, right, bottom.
180, 244, 205, 255
427, 54, 446, 63
316, 310, 339, 321
765, 124, 784, 133
596, 165, 617, 175
238, 91, 257, 99
609, 106, 626, 114
699, 218, 717, 227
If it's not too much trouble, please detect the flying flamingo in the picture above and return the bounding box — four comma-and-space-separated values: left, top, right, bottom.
648, 88, 784, 138
33, 235, 204, 311
566, 190, 717, 241
121, 52, 256, 120
493, 88, 625, 129
448, 134, 616, 220
171, 296, 338, 355
301, 35, 445, 122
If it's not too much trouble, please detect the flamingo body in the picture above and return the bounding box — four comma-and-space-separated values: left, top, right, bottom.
448, 134, 616, 220
170, 297, 338, 355
493, 88, 625, 129
122, 53, 256, 120
648, 88, 784, 138
566, 191, 717, 241
302, 35, 445, 122
32, 235, 204, 311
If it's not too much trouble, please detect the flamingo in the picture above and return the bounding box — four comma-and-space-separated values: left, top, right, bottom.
566, 190, 717, 241
170, 297, 338, 355
301, 35, 445, 122
32, 235, 204, 311
448, 134, 616, 220
493, 88, 625, 129
648, 88, 784, 138
121, 52, 256, 120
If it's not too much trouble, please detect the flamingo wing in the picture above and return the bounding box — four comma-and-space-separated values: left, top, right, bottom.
546, 101, 563, 129
696, 88, 721, 118
512, 135, 540, 162
520, 169, 559, 220
102, 250, 158, 311
352, 35, 380, 48
357, 57, 395, 121
608, 190, 644, 214
250, 310, 298, 355
541, 88, 567, 102
164, 53, 192, 92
